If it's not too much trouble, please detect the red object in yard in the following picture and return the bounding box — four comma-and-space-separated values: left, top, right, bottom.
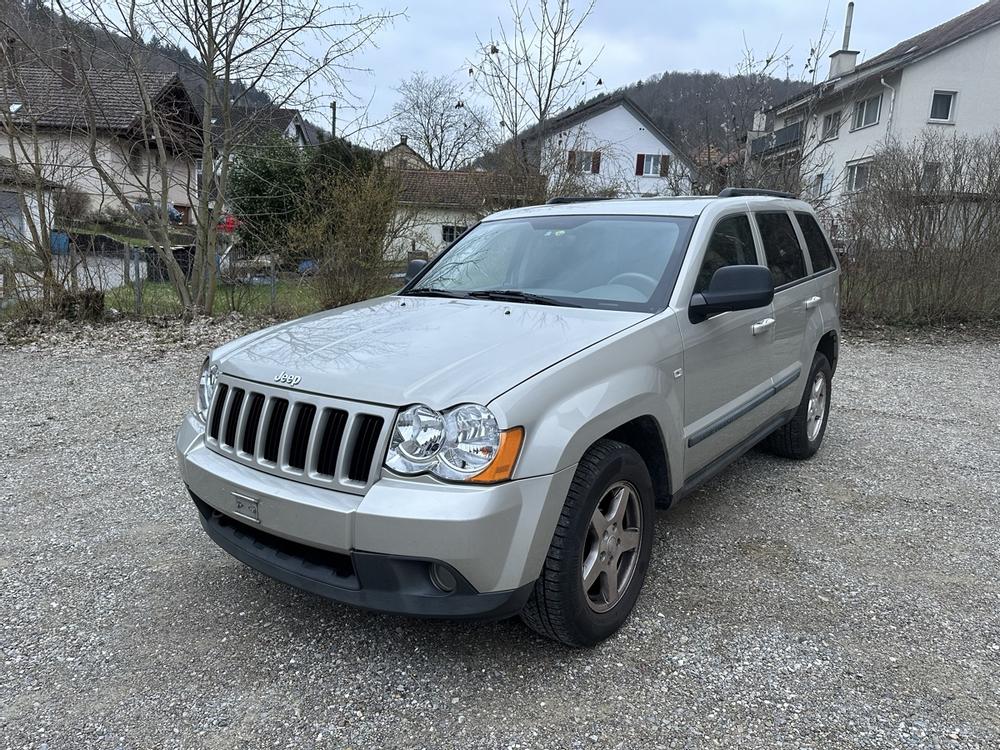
218, 214, 240, 233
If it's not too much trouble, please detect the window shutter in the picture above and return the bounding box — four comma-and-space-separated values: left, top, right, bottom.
591, 151, 601, 174
635, 154, 644, 176
659, 154, 670, 177
567, 150, 576, 171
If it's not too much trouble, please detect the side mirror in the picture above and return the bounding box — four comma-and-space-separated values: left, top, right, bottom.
404, 258, 428, 283
689, 265, 774, 322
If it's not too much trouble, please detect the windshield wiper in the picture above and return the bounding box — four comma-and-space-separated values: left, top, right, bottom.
402, 287, 471, 299
465, 289, 580, 307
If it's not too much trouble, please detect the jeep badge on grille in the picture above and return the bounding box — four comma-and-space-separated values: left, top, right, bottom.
274, 371, 301, 387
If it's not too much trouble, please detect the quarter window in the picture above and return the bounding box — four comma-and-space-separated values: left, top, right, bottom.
694, 214, 757, 294
755, 212, 807, 286
795, 213, 835, 273
930, 91, 955, 122
852, 94, 882, 130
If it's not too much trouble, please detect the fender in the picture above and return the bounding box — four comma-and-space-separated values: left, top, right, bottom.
489, 313, 685, 495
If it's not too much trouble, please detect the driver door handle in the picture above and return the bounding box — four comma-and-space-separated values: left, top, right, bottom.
804, 295, 821, 309
751, 317, 775, 336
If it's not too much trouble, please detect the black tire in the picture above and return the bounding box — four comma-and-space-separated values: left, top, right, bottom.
520, 439, 655, 648
766, 351, 832, 459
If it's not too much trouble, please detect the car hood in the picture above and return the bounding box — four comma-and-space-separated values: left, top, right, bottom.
214, 296, 647, 408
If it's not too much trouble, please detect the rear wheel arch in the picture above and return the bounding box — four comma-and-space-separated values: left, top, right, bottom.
817, 329, 838, 375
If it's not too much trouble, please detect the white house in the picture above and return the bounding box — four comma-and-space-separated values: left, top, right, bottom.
541, 93, 695, 197
750, 1, 1000, 206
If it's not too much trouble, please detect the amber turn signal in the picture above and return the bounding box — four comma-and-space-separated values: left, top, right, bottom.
470, 427, 524, 483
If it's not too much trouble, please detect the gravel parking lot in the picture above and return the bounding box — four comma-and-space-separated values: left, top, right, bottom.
2, 321, 999, 749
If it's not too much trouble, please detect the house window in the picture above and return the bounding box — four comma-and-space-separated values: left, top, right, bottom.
811, 172, 826, 197
636, 153, 669, 177
852, 94, 882, 130
846, 160, 873, 192
929, 91, 956, 122
921, 161, 942, 191
195, 158, 204, 198
442, 225, 467, 244
821, 111, 841, 141
567, 150, 600, 174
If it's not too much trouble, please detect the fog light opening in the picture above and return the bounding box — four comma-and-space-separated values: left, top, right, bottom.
429, 563, 457, 593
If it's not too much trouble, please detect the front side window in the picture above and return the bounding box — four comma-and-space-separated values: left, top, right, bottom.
847, 161, 872, 192
930, 91, 955, 122
852, 94, 882, 130
694, 214, 757, 293
407, 214, 693, 312
755, 212, 807, 286
795, 212, 835, 273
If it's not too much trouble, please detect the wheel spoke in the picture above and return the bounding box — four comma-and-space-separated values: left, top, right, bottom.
618, 528, 640, 553
590, 505, 609, 535
582, 548, 601, 590
608, 486, 629, 525
601, 566, 619, 604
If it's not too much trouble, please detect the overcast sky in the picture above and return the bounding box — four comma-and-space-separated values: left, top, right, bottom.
332, 0, 982, 139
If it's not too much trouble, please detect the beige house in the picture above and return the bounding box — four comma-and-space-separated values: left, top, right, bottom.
384, 137, 544, 257
0, 51, 200, 224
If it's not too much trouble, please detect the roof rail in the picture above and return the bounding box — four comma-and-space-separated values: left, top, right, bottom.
545, 196, 616, 205
717, 187, 797, 199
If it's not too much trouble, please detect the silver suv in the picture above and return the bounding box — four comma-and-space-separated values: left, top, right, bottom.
176, 190, 840, 647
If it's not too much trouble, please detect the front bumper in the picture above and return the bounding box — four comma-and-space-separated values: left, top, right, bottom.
177, 413, 575, 615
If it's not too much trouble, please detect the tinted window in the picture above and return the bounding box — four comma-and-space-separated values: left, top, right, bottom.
694, 214, 757, 293
795, 213, 835, 272
409, 215, 693, 312
755, 212, 807, 286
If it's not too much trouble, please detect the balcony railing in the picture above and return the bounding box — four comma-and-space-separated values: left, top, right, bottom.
750, 121, 804, 157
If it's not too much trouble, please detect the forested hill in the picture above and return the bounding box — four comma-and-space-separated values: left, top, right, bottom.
589, 71, 810, 152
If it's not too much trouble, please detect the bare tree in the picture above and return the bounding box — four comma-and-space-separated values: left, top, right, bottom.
467, 0, 600, 173
388, 72, 488, 170
33, 0, 395, 316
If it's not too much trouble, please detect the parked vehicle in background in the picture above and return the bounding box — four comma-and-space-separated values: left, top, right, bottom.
176, 189, 840, 647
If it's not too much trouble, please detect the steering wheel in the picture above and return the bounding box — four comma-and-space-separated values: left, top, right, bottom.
608, 272, 658, 297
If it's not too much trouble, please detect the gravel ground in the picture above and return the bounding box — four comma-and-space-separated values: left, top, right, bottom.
1, 320, 999, 749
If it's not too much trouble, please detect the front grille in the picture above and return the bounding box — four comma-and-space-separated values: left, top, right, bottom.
204, 375, 395, 495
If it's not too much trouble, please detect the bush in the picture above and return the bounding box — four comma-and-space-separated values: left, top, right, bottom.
291, 166, 407, 308
836, 132, 1000, 324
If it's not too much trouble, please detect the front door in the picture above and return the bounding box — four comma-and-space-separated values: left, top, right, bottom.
677, 212, 777, 479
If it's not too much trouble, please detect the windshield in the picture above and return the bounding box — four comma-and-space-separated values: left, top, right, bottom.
405, 214, 693, 311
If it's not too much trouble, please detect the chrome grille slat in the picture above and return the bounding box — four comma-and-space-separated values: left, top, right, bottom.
205, 375, 394, 496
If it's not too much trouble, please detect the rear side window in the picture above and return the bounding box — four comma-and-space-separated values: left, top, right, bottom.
694, 214, 757, 293
795, 212, 836, 272
755, 212, 807, 286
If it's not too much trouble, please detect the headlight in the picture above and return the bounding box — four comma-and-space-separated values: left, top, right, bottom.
386, 403, 523, 483
196, 357, 218, 421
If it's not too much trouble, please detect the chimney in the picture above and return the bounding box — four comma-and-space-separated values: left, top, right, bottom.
400, 134, 408, 146
58, 46, 75, 87
329, 100, 336, 138
828, 2, 859, 80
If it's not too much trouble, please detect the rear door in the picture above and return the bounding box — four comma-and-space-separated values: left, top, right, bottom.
752, 210, 813, 414
678, 211, 777, 476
